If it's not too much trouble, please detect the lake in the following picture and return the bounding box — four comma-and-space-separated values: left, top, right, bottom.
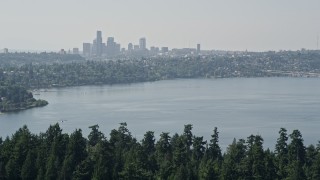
1, 78, 320, 150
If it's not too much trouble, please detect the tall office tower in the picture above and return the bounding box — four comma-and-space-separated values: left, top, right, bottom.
128, 43, 133, 51
96, 31, 103, 56
134, 45, 139, 51
92, 39, 97, 55
73, 48, 79, 54
115, 43, 121, 54
161, 47, 169, 53
102, 43, 107, 54
83, 43, 91, 56
60, 49, 66, 55
107, 37, 115, 56
3, 48, 8, 54
197, 44, 201, 54
139, 37, 146, 50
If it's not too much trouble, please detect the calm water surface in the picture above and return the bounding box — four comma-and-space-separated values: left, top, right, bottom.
1, 78, 320, 150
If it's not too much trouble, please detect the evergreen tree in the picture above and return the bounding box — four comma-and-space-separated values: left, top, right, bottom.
198, 153, 219, 180
252, 135, 265, 180
183, 124, 193, 152
141, 131, 157, 174
5, 125, 33, 180
155, 132, 173, 179
88, 125, 104, 147
275, 127, 288, 179
0, 137, 12, 179
60, 129, 87, 180
310, 143, 320, 180
208, 127, 222, 161
45, 132, 69, 180
109, 122, 135, 179
192, 136, 206, 161
72, 158, 93, 180
21, 150, 37, 180
119, 144, 151, 180
304, 145, 317, 179
156, 132, 172, 161
173, 164, 188, 180
264, 149, 277, 180
221, 138, 247, 180
287, 129, 306, 180
91, 140, 113, 180
35, 142, 47, 180
243, 134, 255, 179
173, 136, 188, 168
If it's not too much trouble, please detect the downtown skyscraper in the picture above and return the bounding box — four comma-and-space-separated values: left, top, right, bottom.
139, 37, 146, 50
96, 31, 103, 56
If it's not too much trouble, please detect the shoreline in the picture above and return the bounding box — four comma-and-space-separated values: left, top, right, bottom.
28, 75, 319, 91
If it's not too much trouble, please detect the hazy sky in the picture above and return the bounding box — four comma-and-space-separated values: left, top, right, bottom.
1, 0, 320, 51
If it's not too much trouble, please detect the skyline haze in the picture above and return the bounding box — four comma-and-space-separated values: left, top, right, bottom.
1, 0, 320, 52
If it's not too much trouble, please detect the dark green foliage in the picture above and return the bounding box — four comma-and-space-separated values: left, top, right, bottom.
275, 127, 289, 179
88, 125, 104, 147
72, 158, 93, 180
251, 135, 265, 179
0, 85, 48, 112
60, 129, 87, 180
91, 140, 113, 179
208, 127, 222, 161
287, 129, 306, 180
21, 150, 37, 180
0, 124, 317, 179
192, 136, 206, 161
221, 138, 247, 180
264, 149, 277, 180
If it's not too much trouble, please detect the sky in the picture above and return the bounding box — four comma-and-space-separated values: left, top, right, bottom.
1, 0, 320, 52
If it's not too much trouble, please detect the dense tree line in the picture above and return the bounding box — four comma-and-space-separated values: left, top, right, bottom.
0, 84, 47, 112
0, 52, 84, 67
1, 50, 320, 89
0, 123, 319, 179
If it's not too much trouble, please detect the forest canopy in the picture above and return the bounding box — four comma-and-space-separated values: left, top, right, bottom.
0, 123, 319, 179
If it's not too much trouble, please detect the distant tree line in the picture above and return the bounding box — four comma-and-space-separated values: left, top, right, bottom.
0, 123, 319, 179
1, 51, 320, 89
0, 52, 84, 67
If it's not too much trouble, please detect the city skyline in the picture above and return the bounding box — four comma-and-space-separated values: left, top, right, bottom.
1, 0, 320, 51
81, 31, 178, 57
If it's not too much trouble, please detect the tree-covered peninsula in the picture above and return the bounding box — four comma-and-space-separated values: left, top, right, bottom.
0, 85, 48, 112
0, 123, 318, 179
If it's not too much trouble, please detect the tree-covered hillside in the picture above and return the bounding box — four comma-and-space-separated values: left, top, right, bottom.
0, 123, 319, 179
0, 85, 48, 112
0, 52, 84, 67
1, 50, 320, 89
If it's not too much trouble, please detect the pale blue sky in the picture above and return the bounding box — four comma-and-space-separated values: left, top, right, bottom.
1, 0, 320, 51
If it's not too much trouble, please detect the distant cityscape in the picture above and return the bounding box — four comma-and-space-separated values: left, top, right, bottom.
1, 30, 202, 58
81, 30, 201, 58
1, 30, 320, 60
